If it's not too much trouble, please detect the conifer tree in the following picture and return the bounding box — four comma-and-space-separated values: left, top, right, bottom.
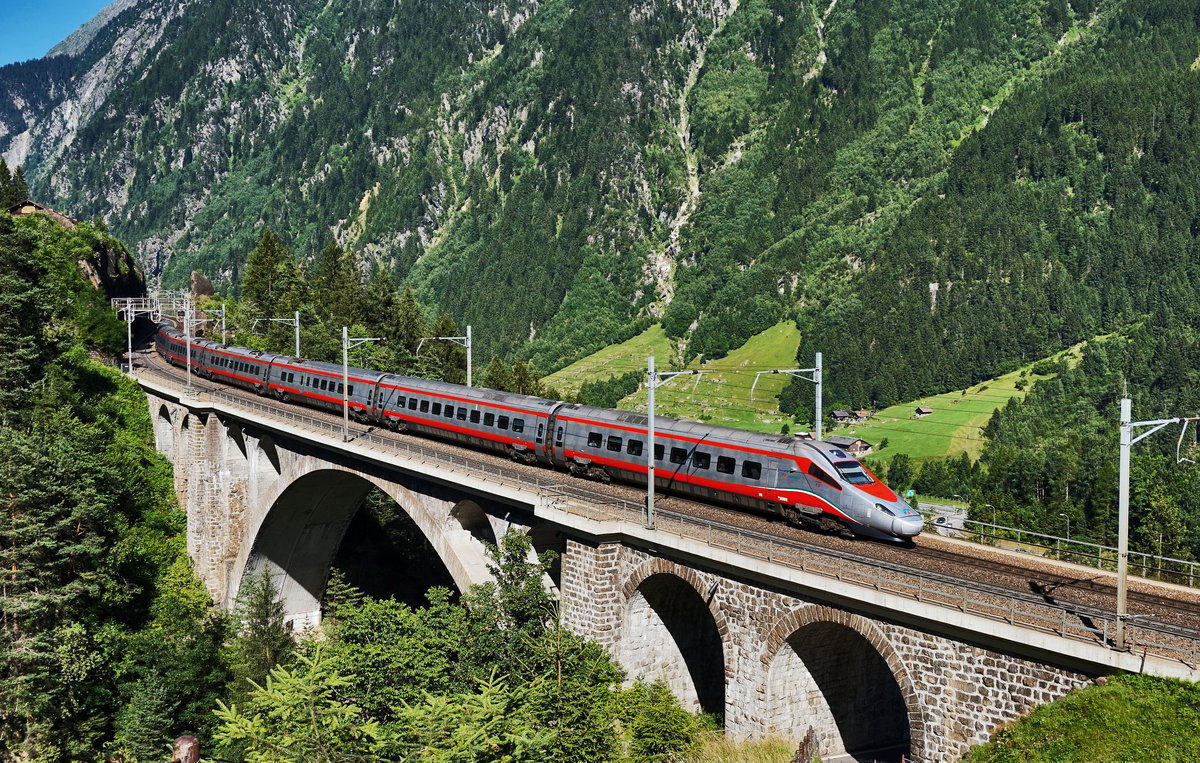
481, 355, 513, 392
226, 572, 294, 707
0, 214, 50, 422
240, 227, 290, 316
428, 312, 466, 385
10, 166, 28, 204
0, 421, 108, 755
393, 286, 428, 355
0, 159, 12, 206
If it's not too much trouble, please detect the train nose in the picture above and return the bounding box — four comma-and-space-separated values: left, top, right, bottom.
893, 514, 924, 538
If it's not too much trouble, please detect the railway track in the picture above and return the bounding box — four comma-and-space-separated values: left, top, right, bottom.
132, 345, 1200, 656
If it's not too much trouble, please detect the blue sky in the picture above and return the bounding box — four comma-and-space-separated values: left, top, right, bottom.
0, 0, 114, 67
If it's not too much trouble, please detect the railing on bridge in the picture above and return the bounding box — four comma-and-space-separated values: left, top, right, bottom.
931, 520, 1200, 589
144, 367, 1200, 671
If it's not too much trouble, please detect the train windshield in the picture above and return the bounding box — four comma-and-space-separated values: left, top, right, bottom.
833, 460, 874, 485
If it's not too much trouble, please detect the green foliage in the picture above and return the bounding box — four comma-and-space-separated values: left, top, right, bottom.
214, 646, 387, 763
0, 160, 29, 206
964, 674, 1200, 762
218, 529, 704, 762
617, 680, 704, 762
389, 673, 557, 762
580, 370, 643, 409
226, 572, 295, 708
0, 213, 227, 757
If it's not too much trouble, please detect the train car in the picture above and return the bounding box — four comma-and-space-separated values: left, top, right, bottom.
552, 403, 923, 540
153, 323, 920, 541
265, 356, 382, 418
373, 376, 562, 463
202, 342, 273, 394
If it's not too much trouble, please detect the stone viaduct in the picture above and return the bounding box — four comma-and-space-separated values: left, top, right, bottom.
141, 374, 1199, 763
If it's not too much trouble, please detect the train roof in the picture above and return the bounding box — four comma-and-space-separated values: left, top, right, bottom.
386, 376, 564, 411
565, 403, 808, 448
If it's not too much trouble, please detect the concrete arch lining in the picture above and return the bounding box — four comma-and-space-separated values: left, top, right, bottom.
762, 606, 925, 761
618, 560, 729, 717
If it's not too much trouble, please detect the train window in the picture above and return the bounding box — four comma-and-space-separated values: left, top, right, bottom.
692, 451, 711, 469
669, 447, 687, 465
512, 419, 524, 433
444, 405, 455, 418
536, 423, 543, 439
432, 402, 442, 415
587, 432, 603, 448
470, 410, 481, 424
806, 463, 841, 490
396, 396, 406, 408
627, 439, 643, 456
458, 409, 468, 421
409, 399, 418, 411
833, 460, 873, 485
338, 383, 344, 394
420, 400, 430, 413
498, 415, 509, 430
606, 436, 622, 452
717, 456, 735, 474
484, 413, 495, 427
742, 461, 762, 480
654, 444, 664, 461
349, 385, 354, 396
320, 379, 328, 391
556, 426, 564, 444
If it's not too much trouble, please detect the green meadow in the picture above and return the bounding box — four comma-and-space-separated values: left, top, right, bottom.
545, 324, 1090, 463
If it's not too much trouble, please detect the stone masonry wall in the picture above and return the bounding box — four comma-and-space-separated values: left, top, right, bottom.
561, 539, 1094, 762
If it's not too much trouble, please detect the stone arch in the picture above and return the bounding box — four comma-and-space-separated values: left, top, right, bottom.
239, 466, 493, 631
526, 521, 565, 590
255, 433, 282, 475
616, 559, 728, 717
761, 606, 925, 761
155, 404, 174, 457
450, 500, 498, 548
223, 418, 249, 460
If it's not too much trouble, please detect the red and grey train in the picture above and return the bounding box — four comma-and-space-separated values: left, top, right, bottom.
156, 325, 923, 541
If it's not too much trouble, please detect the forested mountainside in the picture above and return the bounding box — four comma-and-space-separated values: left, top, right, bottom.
4, 0, 1199, 389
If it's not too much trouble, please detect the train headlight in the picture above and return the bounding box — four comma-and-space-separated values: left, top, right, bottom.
875, 503, 896, 517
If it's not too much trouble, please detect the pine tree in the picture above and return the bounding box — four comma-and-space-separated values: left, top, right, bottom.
0, 214, 50, 422
481, 355, 513, 392
311, 240, 364, 328
0, 159, 12, 206
226, 572, 295, 707
393, 286, 427, 355
116, 673, 178, 763
0, 421, 109, 755
428, 312, 466, 385
240, 227, 290, 316
10, 166, 28, 204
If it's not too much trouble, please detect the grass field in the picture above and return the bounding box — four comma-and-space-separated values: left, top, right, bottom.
840, 342, 1087, 463
545, 323, 1092, 463
545, 322, 805, 432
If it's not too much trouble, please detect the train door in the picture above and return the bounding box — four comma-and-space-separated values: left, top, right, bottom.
542, 403, 564, 463
546, 408, 567, 466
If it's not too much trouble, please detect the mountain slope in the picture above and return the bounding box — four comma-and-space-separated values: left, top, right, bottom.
4, 0, 1198, 381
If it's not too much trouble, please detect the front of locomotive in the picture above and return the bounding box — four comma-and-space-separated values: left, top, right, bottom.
808, 441, 924, 541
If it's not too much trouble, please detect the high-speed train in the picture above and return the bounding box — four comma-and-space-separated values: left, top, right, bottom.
155, 325, 923, 541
